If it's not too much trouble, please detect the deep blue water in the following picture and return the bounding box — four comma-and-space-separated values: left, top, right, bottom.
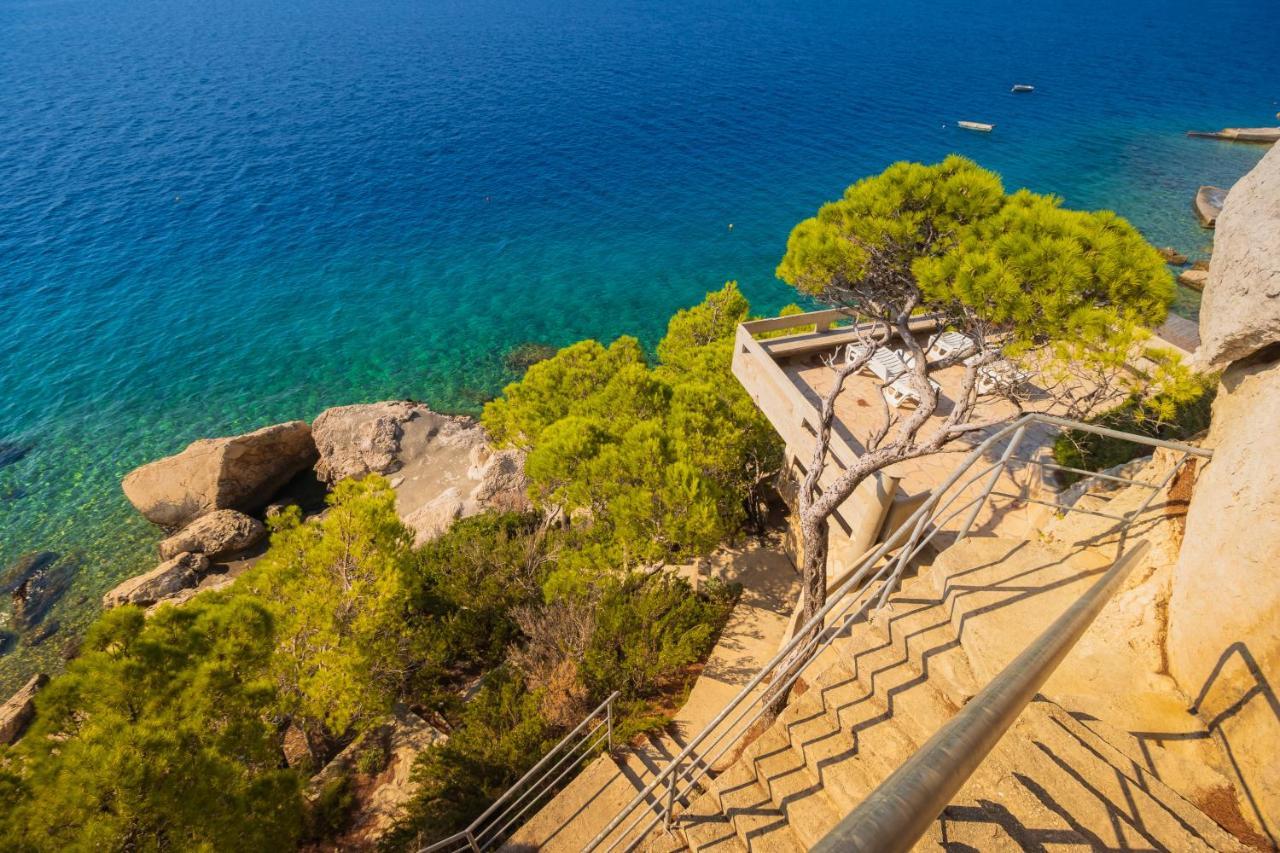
0, 0, 1276, 690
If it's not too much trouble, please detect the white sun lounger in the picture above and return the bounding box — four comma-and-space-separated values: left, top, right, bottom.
846, 343, 910, 383
965, 357, 1031, 395
883, 373, 943, 409
927, 331, 976, 361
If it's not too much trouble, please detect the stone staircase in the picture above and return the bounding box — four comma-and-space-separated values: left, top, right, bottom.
654, 518, 1262, 851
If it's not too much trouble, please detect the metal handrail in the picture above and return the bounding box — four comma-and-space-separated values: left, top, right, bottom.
585, 412, 1210, 852
421, 690, 619, 852
812, 540, 1152, 853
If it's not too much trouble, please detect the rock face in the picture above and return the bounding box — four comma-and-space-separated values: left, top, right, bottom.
122, 421, 317, 528
308, 705, 447, 848
157, 509, 266, 561
1168, 356, 1280, 841
1195, 143, 1280, 371
312, 401, 531, 545
102, 552, 209, 609
311, 401, 476, 484
0, 673, 48, 745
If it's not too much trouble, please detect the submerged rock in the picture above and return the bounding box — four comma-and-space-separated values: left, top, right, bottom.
10, 555, 78, 632
0, 673, 48, 745
0, 551, 58, 596
123, 421, 317, 528
102, 552, 208, 609
157, 509, 266, 561
0, 441, 31, 470
1158, 246, 1188, 265
504, 341, 557, 371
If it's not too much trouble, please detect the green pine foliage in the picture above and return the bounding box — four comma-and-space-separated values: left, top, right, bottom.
581, 573, 737, 700
237, 477, 418, 736
0, 601, 302, 851
777, 155, 1176, 388
483, 282, 783, 580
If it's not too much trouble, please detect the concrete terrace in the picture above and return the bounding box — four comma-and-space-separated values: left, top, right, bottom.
731, 308, 1197, 557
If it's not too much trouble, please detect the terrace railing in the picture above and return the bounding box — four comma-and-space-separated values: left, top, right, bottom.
584, 412, 1211, 852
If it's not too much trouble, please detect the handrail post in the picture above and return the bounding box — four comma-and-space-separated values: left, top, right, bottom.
606, 696, 614, 751
465, 830, 480, 852
663, 763, 678, 829
957, 423, 1026, 542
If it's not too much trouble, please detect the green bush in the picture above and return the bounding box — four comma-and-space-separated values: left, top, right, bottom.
387, 668, 558, 846
582, 573, 738, 701
1052, 385, 1216, 483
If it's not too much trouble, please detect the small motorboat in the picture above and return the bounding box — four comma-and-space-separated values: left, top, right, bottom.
958, 121, 994, 133
1011, 84, 1035, 93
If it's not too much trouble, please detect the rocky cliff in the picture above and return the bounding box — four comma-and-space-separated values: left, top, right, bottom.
1169, 141, 1280, 846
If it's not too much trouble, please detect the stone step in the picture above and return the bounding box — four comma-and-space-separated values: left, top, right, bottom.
836, 610, 965, 747
1053, 690, 1256, 831
769, 665, 915, 817
1012, 700, 1247, 850
927, 536, 1112, 684
735, 723, 842, 849
864, 568, 982, 708
694, 760, 806, 852
678, 789, 744, 853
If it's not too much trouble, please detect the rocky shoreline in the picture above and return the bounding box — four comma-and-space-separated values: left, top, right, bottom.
101, 400, 531, 616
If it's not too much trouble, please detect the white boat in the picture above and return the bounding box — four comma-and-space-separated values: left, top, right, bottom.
1011, 84, 1035, 93
958, 121, 994, 132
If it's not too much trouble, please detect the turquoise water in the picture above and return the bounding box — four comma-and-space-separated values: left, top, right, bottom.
1, 0, 1276, 692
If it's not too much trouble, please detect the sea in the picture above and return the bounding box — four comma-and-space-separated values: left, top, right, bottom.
1, 0, 1277, 692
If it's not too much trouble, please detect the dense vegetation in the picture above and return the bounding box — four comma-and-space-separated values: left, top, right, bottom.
0, 284, 778, 851
1052, 380, 1217, 482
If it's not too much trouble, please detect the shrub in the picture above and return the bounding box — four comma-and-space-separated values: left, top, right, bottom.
1053, 384, 1216, 483
581, 573, 738, 701
388, 668, 558, 846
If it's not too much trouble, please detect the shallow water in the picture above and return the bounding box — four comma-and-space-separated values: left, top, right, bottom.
0, 0, 1276, 691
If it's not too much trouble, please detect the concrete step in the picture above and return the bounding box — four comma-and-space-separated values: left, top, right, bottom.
772, 663, 916, 816
864, 568, 982, 708
695, 760, 806, 852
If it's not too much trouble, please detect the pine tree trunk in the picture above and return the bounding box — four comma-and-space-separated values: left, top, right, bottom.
798, 512, 828, 631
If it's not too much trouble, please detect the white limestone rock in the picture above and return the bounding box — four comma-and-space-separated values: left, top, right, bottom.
1195, 144, 1280, 370
157, 508, 266, 561
102, 552, 209, 609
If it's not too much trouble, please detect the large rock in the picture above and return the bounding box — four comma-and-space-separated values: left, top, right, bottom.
1168, 356, 1280, 840
0, 673, 48, 745
1195, 144, 1280, 370
311, 401, 477, 484
157, 509, 266, 561
102, 552, 209, 609
313, 401, 531, 544
122, 421, 317, 528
